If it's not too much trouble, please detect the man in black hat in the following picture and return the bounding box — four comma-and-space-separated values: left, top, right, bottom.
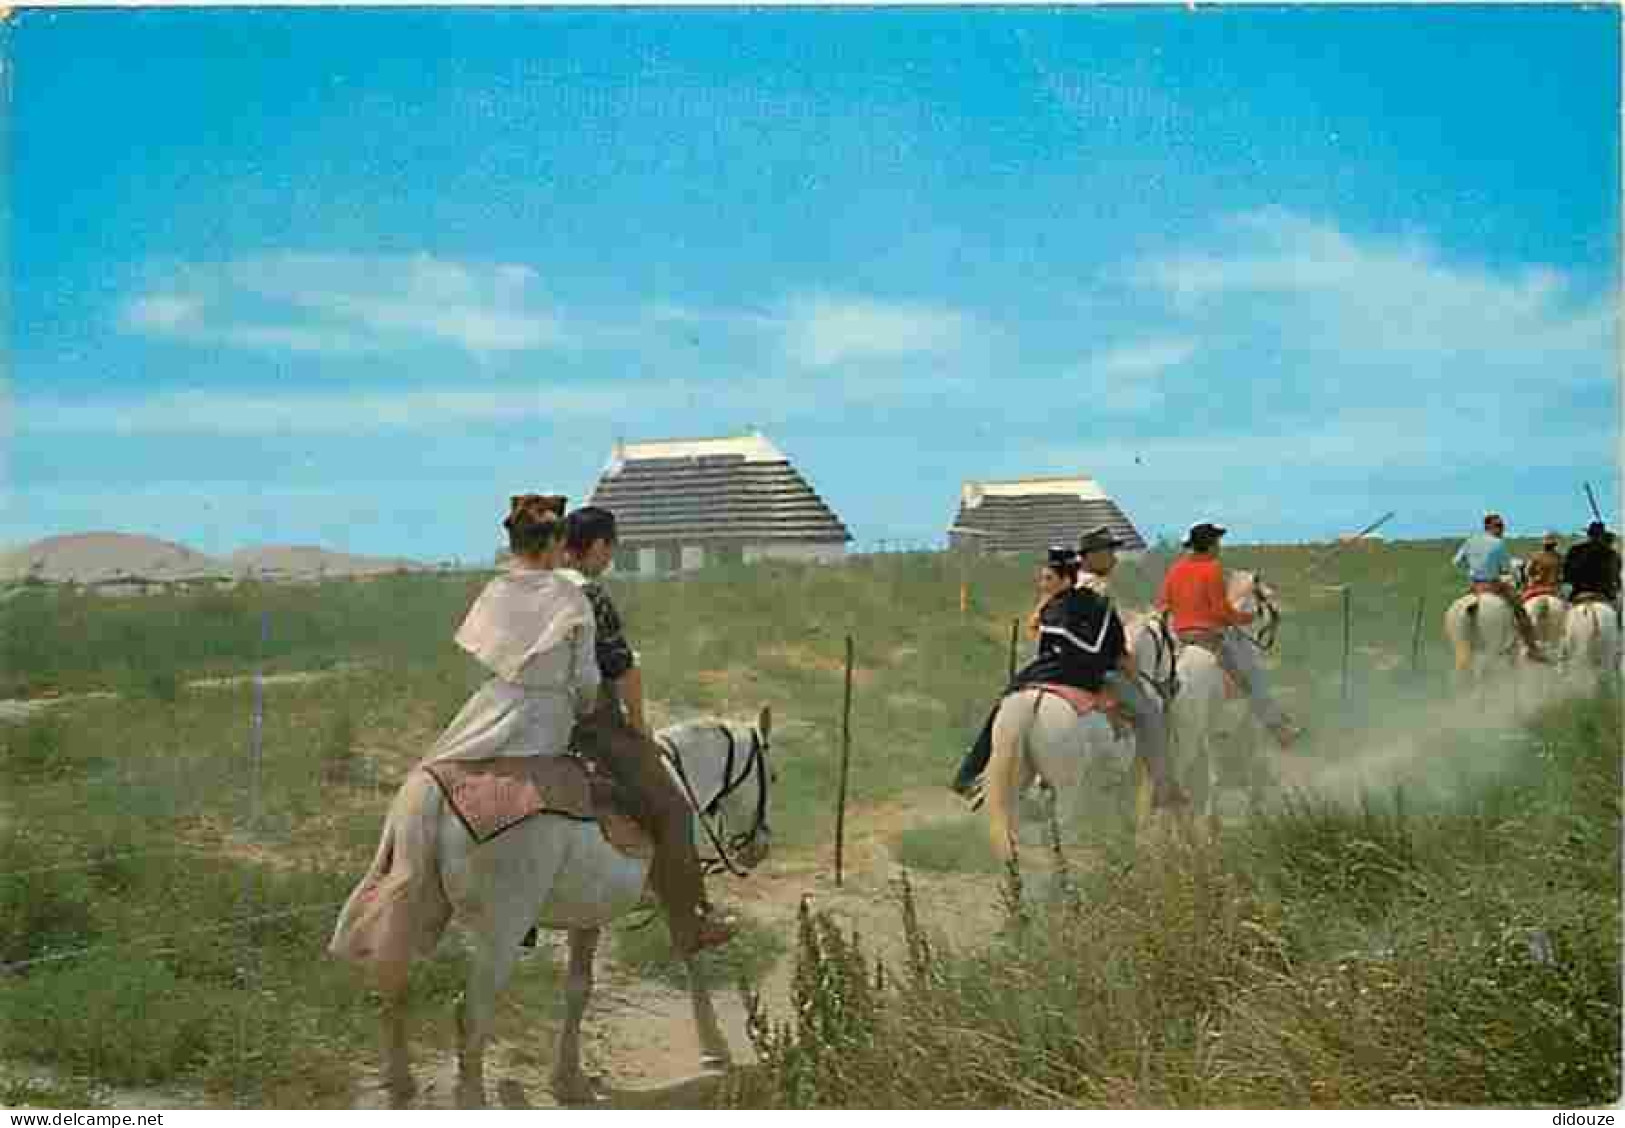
1073, 525, 1181, 810
1564, 520, 1622, 605
950, 532, 1186, 811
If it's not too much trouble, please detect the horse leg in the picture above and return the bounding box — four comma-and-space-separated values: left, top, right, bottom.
379, 969, 416, 1108
986, 696, 1034, 864
684, 954, 732, 1069
549, 927, 600, 1105
455, 899, 535, 1108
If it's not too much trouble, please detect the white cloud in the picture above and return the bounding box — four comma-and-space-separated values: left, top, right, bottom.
779, 293, 971, 369
120, 253, 566, 358
1055, 338, 1197, 416
20, 384, 673, 437
1133, 208, 1613, 372
1089, 339, 1197, 380
122, 295, 205, 333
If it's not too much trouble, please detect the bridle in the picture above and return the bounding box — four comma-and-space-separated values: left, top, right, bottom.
656, 724, 771, 878
1237, 573, 1281, 653
1138, 611, 1181, 705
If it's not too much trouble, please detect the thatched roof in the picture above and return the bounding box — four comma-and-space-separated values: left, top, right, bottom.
948, 477, 1145, 555
586, 433, 850, 545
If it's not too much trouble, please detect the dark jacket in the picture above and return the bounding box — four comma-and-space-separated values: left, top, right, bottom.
1563, 541, 1622, 602
580, 579, 637, 680
1009, 587, 1124, 693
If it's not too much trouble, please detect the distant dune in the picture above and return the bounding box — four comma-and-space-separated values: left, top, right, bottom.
0, 531, 226, 584
0, 531, 429, 585
227, 544, 425, 578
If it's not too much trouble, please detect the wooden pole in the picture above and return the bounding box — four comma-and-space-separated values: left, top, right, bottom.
1007, 617, 1020, 681
1410, 593, 1426, 674
1305, 511, 1397, 578
834, 634, 855, 887
1341, 585, 1353, 703
1584, 481, 1604, 523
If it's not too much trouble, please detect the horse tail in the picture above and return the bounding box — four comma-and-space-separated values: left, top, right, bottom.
1451, 597, 1479, 673
329, 770, 451, 997
986, 690, 1038, 865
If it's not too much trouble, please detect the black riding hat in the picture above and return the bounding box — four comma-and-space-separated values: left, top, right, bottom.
1076, 526, 1125, 555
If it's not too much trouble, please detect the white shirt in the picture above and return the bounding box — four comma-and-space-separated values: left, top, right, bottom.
424, 568, 601, 763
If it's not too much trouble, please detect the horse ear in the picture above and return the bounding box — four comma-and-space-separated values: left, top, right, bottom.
757, 704, 773, 740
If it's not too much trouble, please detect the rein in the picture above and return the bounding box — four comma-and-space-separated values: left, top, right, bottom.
656, 725, 769, 879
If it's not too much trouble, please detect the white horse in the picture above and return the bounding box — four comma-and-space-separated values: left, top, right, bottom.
1127, 571, 1278, 826
1524, 593, 1569, 657
330, 706, 775, 1108
1564, 600, 1622, 688
1520, 593, 1570, 697
1444, 588, 1519, 685
983, 614, 1176, 863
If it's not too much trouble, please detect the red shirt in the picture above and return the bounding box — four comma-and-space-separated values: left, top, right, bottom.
1157, 555, 1253, 632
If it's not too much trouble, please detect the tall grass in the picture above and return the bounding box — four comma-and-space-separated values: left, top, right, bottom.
728, 689, 1621, 1108
2, 543, 1613, 1106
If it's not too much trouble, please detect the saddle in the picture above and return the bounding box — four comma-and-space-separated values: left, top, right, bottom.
1032, 683, 1132, 741
420, 754, 653, 858
1572, 592, 1617, 608
1521, 584, 1560, 604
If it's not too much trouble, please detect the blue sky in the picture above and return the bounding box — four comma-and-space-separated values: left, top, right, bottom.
6, 6, 1620, 562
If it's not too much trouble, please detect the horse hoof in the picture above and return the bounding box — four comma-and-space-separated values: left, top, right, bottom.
700, 1050, 733, 1071
385, 1076, 417, 1109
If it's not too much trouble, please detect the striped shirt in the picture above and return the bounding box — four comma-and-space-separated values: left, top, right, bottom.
558, 568, 637, 680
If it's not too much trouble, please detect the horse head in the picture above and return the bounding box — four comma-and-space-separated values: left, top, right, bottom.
1228, 570, 1282, 650
655, 705, 775, 874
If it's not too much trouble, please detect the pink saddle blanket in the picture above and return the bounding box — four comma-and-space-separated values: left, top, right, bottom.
1032, 682, 1116, 717
420, 756, 650, 857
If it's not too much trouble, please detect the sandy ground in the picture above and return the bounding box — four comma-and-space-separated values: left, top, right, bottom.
345, 782, 1011, 1111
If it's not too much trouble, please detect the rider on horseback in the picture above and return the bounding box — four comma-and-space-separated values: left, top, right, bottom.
1563, 521, 1622, 606
1157, 522, 1304, 750
951, 530, 1185, 811
1453, 513, 1551, 661
556, 505, 734, 955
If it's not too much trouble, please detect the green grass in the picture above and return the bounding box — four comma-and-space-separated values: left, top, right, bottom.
893, 817, 1005, 875
607, 904, 787, 990
1, 541, 1616, 1107
728, 688, 1622, 1108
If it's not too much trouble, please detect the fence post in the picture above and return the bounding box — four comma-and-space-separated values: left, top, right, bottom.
1410, 593, 1426, 674
1341, 586, 1352, 703
1008, 618, 1020, 681
834, 634, 855, 887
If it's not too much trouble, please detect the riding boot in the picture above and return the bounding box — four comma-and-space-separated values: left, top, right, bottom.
574, 717, 732, 956
1103, 671, 1185, 809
